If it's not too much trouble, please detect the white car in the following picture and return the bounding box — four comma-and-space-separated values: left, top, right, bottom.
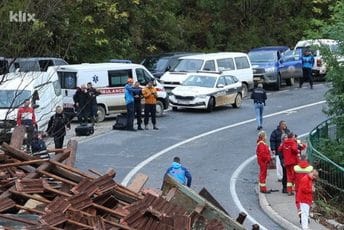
169, 73, 242, 112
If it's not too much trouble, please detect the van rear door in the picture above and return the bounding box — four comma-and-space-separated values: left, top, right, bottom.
57, 71, 77, 115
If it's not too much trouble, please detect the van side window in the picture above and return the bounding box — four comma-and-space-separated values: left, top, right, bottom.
203, 60, 216, 71
53, 80, 62, 96
39, 60, 54, 71
234, 57, 250, 69
57, 72, 77, 89
136, 68, 154, 85
55, 59, 68, 66
217, 76, 226, 86
108, 69, 132, 87
217, 58, 235, 70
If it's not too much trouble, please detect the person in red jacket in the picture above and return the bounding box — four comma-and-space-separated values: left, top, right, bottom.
278, 132, 299, 195
256, 131, 272, 193
297, 169, 318, 230
17, 99, 37, 153
294, 155, 313, 220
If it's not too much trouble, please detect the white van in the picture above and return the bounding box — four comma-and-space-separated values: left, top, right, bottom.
295, 39, 340, 78
55, 63, 169, 122
0, 69, 63, 141
159, 52, 253, 97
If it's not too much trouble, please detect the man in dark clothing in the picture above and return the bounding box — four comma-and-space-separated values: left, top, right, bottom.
87, 82, 101, 124
133, 81, 143, 130
251, 83, 267, 130
270, 120, 291, 193
164, 157, 192, 187
73, 85, 90, 124
300, 48, 315, 89
46, 106, 71, 148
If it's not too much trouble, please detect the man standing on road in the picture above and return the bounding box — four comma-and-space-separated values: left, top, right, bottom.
133, 81, 143, 130
17, 99, 37, 153
270, 120, 291, 193
73, 85, 90, 124
300, 48, 315, 89
142, 80, 159, 130
87, 82, 101, 124
251, 83, 267, 130
165, 157, 192, 187
297, 169, 318, 230
124, 78, 141, 131
256, 131, 272, 193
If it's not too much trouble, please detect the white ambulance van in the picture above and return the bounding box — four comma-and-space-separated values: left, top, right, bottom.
159, 52, 253, 97
0, 68, 63, 142
55, 63, 169, 122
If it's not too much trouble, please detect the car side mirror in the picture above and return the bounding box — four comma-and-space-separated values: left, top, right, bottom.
166, 66, 171, 71
217, 84, 224, 88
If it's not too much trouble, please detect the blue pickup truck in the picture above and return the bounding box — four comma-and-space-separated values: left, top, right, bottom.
248, 46, 303, 90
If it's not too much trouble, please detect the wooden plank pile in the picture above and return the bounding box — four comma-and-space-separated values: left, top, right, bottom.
0, 127, 251, 229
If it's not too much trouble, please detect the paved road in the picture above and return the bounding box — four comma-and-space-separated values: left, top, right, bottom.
75, 82, 329, 229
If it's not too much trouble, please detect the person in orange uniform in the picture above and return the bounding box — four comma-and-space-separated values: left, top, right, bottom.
142, 80, 159, 130
256, 131, 272, 193
294, 153, 313, 219
278, 133, 299, 195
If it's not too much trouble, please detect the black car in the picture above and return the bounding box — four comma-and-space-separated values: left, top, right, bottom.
141, 52, 201, 79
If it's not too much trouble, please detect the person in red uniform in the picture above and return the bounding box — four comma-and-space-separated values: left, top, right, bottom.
294, 154, 313, 220
297, 169, 318, 230
17, 99, 37, 152
278, 132, 299, 195
256, 131, 272, 193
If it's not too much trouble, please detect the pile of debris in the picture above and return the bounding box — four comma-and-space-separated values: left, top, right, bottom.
0, 127, 253, 229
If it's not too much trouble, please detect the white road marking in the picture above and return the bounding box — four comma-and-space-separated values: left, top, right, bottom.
121, 100, 325, 186
230, 133, 307, 229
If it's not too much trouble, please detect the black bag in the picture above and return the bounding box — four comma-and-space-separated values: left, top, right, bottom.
75, 123, 94, 136
113, 114, 127, 130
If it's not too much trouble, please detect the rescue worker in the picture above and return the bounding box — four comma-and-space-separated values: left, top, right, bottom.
46, 106, 71, 149
142, 80, 159, 130
297, 169, 318, 230
17, 99, 37, 153
294, 154, 313, 220
270, 120, 291, 193
165, 157, 192, 187
300, 48, 315, 89
278, 132, 299, 195
133, 81, 143, 130
73, 85, 90, 124
124, 78, 141, 131
256, 131, 272, 193
251, 83, 267, 130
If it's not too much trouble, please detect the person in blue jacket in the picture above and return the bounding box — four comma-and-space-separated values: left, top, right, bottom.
124, 78, 141, 131
165, 157, 192, 187
300, 48, 315, 89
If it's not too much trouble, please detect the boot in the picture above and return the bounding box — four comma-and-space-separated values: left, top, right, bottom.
153, 126, 159, 130
137, 125, 143, 130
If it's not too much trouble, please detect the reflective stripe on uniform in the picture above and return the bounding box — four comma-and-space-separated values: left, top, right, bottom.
287, 182, 293, 187
294, 165, 313, 173
259, 183, 266, 187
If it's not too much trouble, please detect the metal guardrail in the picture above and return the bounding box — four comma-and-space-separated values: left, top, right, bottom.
307, 117, 344, 193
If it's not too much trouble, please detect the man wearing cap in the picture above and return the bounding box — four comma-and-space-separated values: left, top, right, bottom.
251, 83, 267, 130
124, 78, 141, 131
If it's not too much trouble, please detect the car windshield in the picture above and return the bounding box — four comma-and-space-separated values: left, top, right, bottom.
0, 90, 31, 109
249, 50, 278, 62
183, 75, 216, 88
173, 59, 204, 72
142, 56, 169, 72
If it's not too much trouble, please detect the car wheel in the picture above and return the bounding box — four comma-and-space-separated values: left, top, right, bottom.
241, 83, 248, 98
172, 106, 178, 111
285, 77, 294, 86
156, 100, 164, 117
206, 97, 215, 112
97, 105, 106, 122
232, 94, 242, 108
274, 74, 281, 90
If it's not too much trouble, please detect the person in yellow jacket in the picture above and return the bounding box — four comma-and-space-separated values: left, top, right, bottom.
142, 81, 159, 130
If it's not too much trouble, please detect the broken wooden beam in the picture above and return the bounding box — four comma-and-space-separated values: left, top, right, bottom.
127, 173, 149, 193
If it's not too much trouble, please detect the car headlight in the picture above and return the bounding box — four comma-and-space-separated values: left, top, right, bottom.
265, 67, 276, 73
196, 94, 207, 99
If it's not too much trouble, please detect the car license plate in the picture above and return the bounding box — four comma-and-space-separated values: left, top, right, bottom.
253, 77, 261, 81
177, 100, 190, 105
